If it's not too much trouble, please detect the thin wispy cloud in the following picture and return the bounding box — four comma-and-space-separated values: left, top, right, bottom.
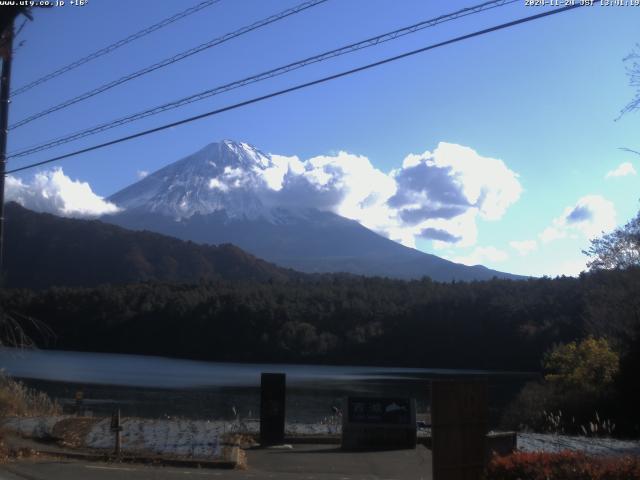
605, 162, 636, 178
509, 240, 537, 256
451, 246, 509, 267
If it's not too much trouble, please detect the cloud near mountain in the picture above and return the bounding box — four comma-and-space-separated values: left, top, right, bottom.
245, 142, 522, 248
6, 141, 522, 249
5, 168, 119, 217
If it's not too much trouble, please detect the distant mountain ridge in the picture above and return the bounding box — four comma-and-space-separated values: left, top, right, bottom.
3, 202, 295, 289
105, 140, 524, 281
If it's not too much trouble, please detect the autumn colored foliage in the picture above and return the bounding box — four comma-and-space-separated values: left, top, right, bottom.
543, 337, 619, 394
485, 451, 640, 480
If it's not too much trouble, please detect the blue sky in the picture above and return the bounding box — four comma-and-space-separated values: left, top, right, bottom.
5, 0, 640, 277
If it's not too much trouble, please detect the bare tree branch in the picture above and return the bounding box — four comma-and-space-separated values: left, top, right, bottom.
0, 306, 55, 348
617, 43, 640, 120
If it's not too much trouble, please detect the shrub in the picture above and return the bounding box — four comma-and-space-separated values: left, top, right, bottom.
485, 451, 640, 480
501, 337, 620, 433
0, 371, 60, 418
500, 381, 556, 431
543, 337, 619, 394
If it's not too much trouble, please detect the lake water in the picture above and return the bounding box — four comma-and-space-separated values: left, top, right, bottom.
0, 348, 534, 425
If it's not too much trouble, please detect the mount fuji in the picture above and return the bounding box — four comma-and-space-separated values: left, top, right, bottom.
105, 140, 522, 281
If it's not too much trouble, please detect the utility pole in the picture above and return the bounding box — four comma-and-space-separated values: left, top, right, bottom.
0, 19, 13, 281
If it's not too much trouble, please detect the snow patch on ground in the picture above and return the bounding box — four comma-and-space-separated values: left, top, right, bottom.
7, 417, 640, 459
517, 433, 640, 457
85, 418, 223, 458
2, 416, 341, 459
3, 416, 66, 438
229, 419, 342, 436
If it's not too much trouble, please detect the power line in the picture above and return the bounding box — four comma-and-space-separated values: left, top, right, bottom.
11, 17, 29, 55
619, 147, 640, 157
9, 0, 518, 159
10, 0, 222, 98
13, 17, 28, 41
6, 3, 582, 175
9, 0, 329, 131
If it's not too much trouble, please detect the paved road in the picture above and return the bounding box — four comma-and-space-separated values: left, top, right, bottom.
0, 444, 433, 480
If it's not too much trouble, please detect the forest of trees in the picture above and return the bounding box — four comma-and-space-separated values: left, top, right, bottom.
2, 265, 640, 433
0, 267, 637, 371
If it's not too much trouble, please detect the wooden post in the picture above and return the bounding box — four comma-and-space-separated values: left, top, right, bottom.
260, 372, 285, 446
431, 379, 488, 480
0, 20, 14, 279
74, 389, 84, 416
111, 409, 122, 456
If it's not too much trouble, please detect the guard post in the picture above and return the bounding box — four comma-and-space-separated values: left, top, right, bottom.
260, 372, 286, 446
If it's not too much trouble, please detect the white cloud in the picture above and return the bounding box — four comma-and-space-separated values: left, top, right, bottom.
265, 143, 520, 249
384, 143, 522, 247
509, 239, 538, 256
451, 246, 509, 266
538, 259, 587, 278
208, 178, 229, 192
429, 143, 522, 221
540, 225, 566, 243
605, 162, 636, 178
304, 152, 397, 234
136, 170, 149, 179
539, 195, 616, 244
264, 142, 521, 249
428, 210, 479, 249
262, 151, 399, 238
5, 168, 120, 217
261, 154, 304, 191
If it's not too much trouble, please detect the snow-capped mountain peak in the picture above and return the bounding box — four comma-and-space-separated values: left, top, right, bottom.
108, 140, 278, 220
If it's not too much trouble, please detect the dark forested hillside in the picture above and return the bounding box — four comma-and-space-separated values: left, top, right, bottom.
2, 267, 638, 373
3, 202, 296, 288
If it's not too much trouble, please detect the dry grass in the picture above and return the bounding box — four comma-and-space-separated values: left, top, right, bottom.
0, 371, 61, 418
0, 372, 60, 463
51, 417, 98, 448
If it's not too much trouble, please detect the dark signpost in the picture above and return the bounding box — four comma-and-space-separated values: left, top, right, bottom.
74, 389, 84, 416
342, 396, 417, 450
260, 372, 286, 446
431, 379, 488, 480
110, 409, 123, 456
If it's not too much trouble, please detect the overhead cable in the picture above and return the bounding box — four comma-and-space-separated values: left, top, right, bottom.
9, 0, 329, 130
9, 0, 517, 157
10, 0, 223, 97
6, 3, 582, 175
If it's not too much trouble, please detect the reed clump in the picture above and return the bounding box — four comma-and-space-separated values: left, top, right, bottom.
0, 371, 60, 418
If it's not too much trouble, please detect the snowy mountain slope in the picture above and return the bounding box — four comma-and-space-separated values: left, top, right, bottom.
109, 140, 272, 220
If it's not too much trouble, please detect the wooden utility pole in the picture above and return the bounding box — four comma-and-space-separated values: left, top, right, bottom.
111, 409, 122, 456
0, 19, 13, 280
